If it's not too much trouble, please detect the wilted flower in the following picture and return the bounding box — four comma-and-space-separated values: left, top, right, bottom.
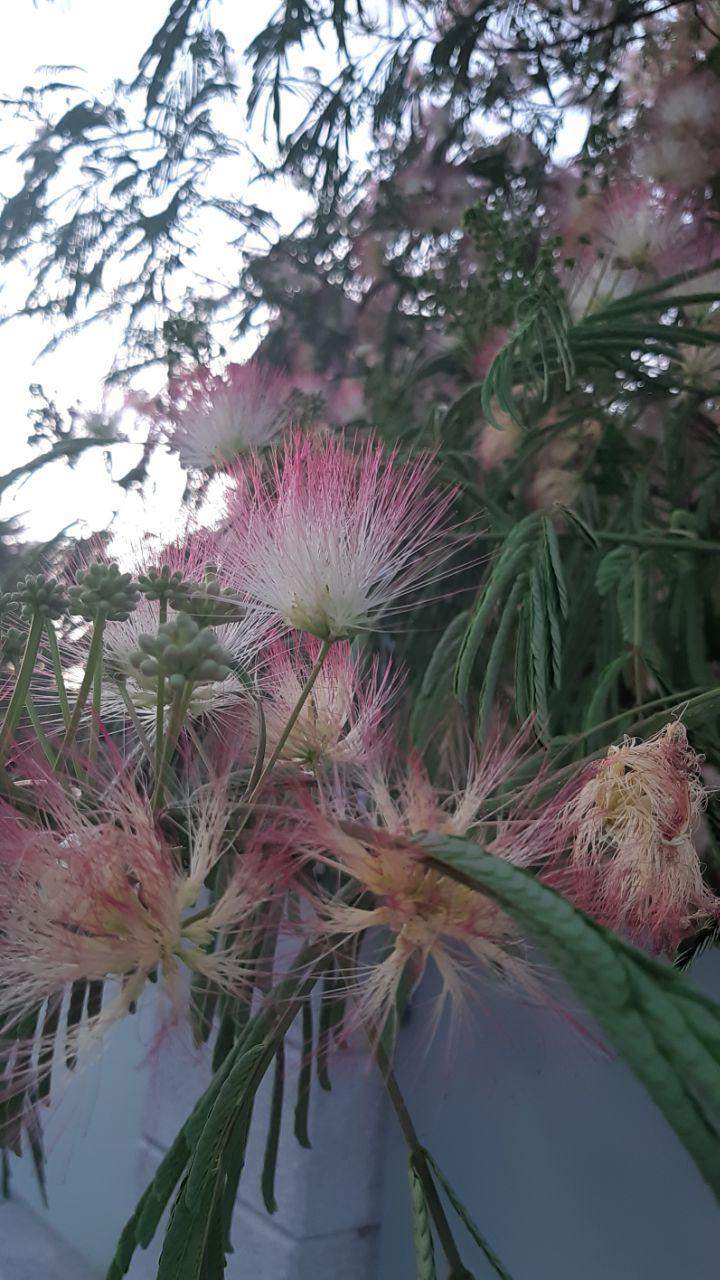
221, 432, 456, 640
261, 635, 398, 770
161, 361, 291, 469
299, 739, 542, 1032
0, 770, 278, 1108
558, 723, 716, 951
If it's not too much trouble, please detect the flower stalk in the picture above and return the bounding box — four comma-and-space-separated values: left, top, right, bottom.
0, 613, 44, 765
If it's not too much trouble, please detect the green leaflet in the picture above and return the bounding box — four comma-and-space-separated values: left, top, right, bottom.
106, 1029, 246, 1277
423, 1150, 514, 1280
261, 1042, 285, 1213
455, 515, 567, 736
294, 999, 313, 1149
419, 834, 720, 1200
410, 609, 470, 750
408, 1156, 438, 1280
582, 653, 628, 735
454, 515, 540, 703
481, 283, 574, 426
157, 1169, 225, 1280
476, 575, 526, 741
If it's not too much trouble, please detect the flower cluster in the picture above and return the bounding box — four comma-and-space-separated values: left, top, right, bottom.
0, 376, 717, 1207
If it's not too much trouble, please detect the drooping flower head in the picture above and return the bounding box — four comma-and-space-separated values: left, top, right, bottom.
557, 723, 716, 952
159, 360, 292, 470
221, 431, 457, 639
298, 734, 542, 1034
261, 635, 399, 771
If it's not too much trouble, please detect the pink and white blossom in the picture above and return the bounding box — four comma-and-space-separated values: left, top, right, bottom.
221, 432, 457, 639
160, 361, 292, 470
296, 735, 543, 1032
261, 635, 399, 770
556, 723, 716, 951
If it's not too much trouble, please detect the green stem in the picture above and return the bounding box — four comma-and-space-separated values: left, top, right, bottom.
247, 638, 332, 801
0, 613, 44, 765
113, 678, 153, 759
24, 694, 57, 769
155, 598, 168, 786
597, 531, 720, 555
90, 617, 105, 763
632, 551, 642, 707
44, 621, 71, 730
369, 1029, 466, 1276
477, 530, 720, 555
58, 613, 106, 763
152, 682, 193, 811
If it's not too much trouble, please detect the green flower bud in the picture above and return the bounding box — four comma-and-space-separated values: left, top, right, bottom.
137, 564, 194, 610
129, 612, 234, 686
8, 573, 68, 621
68, 562, 141, 621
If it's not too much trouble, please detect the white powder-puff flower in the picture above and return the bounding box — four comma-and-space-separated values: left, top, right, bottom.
161, 361, 292, 470
221, 432, 457, 640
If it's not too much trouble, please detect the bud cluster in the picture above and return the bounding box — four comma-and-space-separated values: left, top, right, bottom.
184, 565, 242, 627
5, 573, 68, 621
130, 612, 234, 688
0, 626, 27, 666
68, 563, 140, 621
137, 564, 194, 611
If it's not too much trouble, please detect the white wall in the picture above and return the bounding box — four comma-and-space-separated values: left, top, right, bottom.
6, 953, 720, 1279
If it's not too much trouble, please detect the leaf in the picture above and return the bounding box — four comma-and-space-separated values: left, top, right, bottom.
595, 546, 633, 599
454, 517, 539, 702
529, 565, 550, 734
410, 611, 469, 749
420, 834, 720, 1199
157, 1169, 224, 1280
108, 1041, 243, 1276
423, 1150, 513, 1280
261, 1043, 285, 1214
512, 600, 532, 724
557, 505, 600, 550
408, 1156, 437, 1280
220, 1105, 255, 1257
294, 1000, 313, 1149
582, 653, 629, 734
477, 574, 526, 740
543, 518, 568, 618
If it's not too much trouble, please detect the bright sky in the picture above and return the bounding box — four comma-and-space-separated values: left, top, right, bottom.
0, 0, 305, 552
0, 3, 585, 557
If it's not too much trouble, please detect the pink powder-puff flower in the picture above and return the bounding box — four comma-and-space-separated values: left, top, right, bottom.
634, 134, 711, 194
160, 360, 292, 470
221, 432, 457, 640
475, 410, 523, 472
653, 71, 720, 144
261, 635, 399, 771
297, 736, 543, 1034
594, 186, 695, 276
557, 723, 716, 952
0, 769, 280, 1113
